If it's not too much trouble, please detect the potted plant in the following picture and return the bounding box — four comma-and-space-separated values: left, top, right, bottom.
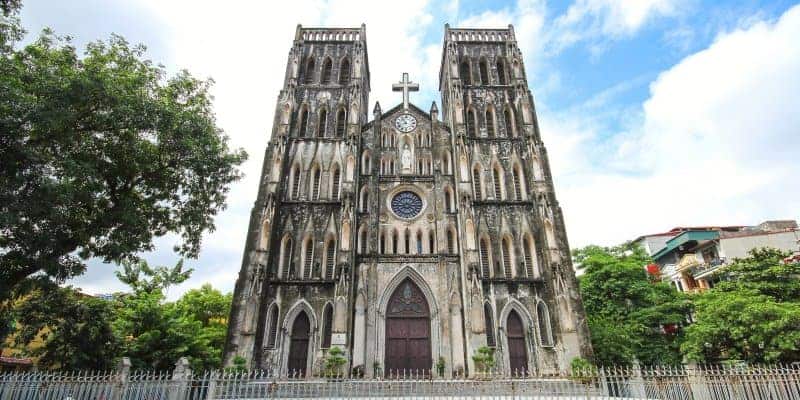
471, 346, 495, 379
436, 357, 446, 378
323, 346, 347, 379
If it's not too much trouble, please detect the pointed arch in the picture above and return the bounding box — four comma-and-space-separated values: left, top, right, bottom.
496, 58, 507, 85
444, 186, 454, 213
472, 164, 483, 200
301, 235, 314, 279
330, 164, 341, 200
265, 302, 279, 349
323, 237, 337, 280
259, 219, 270, 250
502, 235, 515, 277
498, 299, 535, 374
442, 150, 452, 175
335, 108, 346, 137
466, 108, 477, 137
359, 185, 369, 212
459, 58, 471, 85
523, 233, 538, 278
338, 57, 351, 84
303, 57, 315, 84
416, 229, 423, 254
380, 229, 387, 254
428, 228, 436, 254
513, 163, 525, 200
485, 108, 496, 137
392, 229, 399, 254
479, 57, 489, 85
359, 224, 368, 254
404, 228, 411, 254
504, 106, 516, 137
279, 234, 294, 278
317, 108, 328, 137
484, 302, 496, 347
321, 57, 333, 84
282, 300, 318, 376
320, 303, 333, 348
298, 106, 310, 137
309, 165, 321, 200
290, 163, 302, 199
361, 150, 371, 175
492, 163, 505, 200
479, 236, 492, 278
447, 225, 457, 254
536, 301, 554, 347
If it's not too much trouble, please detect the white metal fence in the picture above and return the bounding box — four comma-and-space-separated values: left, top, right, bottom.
1, 363, 799, 399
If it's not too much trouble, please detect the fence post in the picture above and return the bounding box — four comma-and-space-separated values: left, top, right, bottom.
686, 363, 711, 400
113, 357, 131, 400
629, 359, 647, 398
168, 357, 192, 400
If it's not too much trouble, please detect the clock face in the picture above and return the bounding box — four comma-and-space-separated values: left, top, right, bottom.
395, 114, 417, 132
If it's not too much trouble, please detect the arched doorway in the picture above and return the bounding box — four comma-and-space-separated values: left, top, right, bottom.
506, 310, 528, 375
385, 279, 432, 375
288, 311, 310, 375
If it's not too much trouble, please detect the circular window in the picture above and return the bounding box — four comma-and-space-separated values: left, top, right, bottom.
391, 191, 423, 219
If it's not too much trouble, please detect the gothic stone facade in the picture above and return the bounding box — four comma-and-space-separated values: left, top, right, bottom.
224, 24, 593, 377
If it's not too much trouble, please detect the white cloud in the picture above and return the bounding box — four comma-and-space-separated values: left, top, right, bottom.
547, 5, 800, 247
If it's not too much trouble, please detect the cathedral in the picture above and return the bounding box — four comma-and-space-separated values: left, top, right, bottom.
224, 24, 593, 377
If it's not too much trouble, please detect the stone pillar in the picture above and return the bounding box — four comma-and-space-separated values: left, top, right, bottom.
352, 293, 367, 371
168, 357, 192, 400
449, 295, 466, 374
112, 357, 131, 400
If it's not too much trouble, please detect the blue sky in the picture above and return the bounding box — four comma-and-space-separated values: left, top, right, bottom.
18, 0, 800, 298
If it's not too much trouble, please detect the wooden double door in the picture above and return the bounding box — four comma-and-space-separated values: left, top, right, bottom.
287, 312, 310, 375
384, 279, 432, 376
506, 310, 529, 375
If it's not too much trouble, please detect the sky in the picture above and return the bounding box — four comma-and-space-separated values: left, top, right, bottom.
18, 0, 800, 299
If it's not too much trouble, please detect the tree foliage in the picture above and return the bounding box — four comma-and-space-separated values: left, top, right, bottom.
682, 249, 800, 363
0, 15, 246, 300
576, 244, 690, 366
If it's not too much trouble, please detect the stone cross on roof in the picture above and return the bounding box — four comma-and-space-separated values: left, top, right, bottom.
392, 73, 419, 110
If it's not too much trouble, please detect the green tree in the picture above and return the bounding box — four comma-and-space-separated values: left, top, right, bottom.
174, 284, 232, 370
0, 15, 246, 301
682, 249, 800, 363
12, 280, 120, 370
576, 244, 690, 366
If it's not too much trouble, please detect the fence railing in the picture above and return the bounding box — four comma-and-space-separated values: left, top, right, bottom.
1, 361, 799, 399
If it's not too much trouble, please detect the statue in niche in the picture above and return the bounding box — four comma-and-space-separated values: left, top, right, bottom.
401, 144, 412, 169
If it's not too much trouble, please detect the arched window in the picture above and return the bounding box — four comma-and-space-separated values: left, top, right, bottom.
266, 303, 279, 348
321, 58, 333, 84
486, 109, 495, 137
443, 151, 452, 175
310, 167, 321, 200
479, 58, 489, 85
447, 228, 457, 253
523, 235, 537, 278
331, 167, 341, 200
479, 238, 491, 278
428, 229, 435, 253
339, 58, 350, 84
537, 301, 554, 347
324, 239, 336, 280
493, 166, 503, 200
321, 303, 333, 348
504, 108, 515, 137
359, 186, 369, 212
459, 59, 471, 85
404, 228, 411, 254
290, 165, 301, 199
496, 59, 507, 85
380, 230, 386, 254
299, 108, 309, 137
502, 236, 514, 277
361, 151, 371, 174
473, 165, 482, 200
444, 187, 453, 213
359, 227, 368, 254
336, 109, 346, 137
302, 236, 314, 279
466, 109, 477, 137
317, 109, 327, 137
416, 230, 423, 254
391, 229, 399, 254
484, 303, 496, 347
280, 236, 293, 278
303, 58, 315, 84
513, 166, 523, 200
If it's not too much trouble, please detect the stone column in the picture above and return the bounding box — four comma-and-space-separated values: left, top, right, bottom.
352, 293, 367, 371
449, 295, 466, 375
112, 357, 131, 400
168, 357, 192, 400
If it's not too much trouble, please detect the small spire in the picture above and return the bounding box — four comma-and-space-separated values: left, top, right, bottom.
430, 101, 438, 113
373, 101, 382, 115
